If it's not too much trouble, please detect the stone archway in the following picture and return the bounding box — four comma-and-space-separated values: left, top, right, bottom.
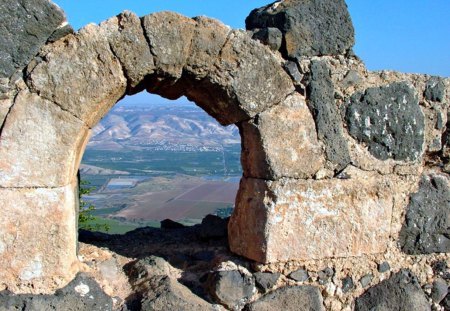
1, 0, 448, 297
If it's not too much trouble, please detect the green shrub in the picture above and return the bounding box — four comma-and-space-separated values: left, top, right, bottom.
78, 180, 110, 232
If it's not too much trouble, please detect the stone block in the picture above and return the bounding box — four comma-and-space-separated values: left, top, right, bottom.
240, 93, 324, 179
0, 90, 89, 188
100, 11, 155, 92
245, 0, 355, 58
345, 82, 425, 161
0, 184, 78, 294
228, 168, 394, 262
0, 0, 67, 78
142, 12, 196, 80
26, 24, 127, 127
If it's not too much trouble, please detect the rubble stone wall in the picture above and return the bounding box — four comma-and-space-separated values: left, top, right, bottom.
0, 1, 448, 304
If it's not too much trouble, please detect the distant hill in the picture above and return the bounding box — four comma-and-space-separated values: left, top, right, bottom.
88, 104, 240, 151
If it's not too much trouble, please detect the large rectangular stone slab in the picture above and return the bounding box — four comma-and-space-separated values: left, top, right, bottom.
0, 184, 78, 294
228, 168, 394, 263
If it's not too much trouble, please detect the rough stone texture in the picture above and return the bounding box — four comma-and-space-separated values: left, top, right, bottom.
26, 24, 127, 128
0, 184, 78, 294
245, 0, 355, 58
245, 285, 324, 311
0, 90, 89, 188
192, 29, 294, 125
345, 82, 425, 161
308, 60, 351, 171
240, 92, 324, 179
229, 167, 394, 262
431, 278, 448, 303
342, 276, 355, 293
140, 275, 214, 311
0, 0, 67, 78
99, 11, 155, 93
0, 273, 112, 311
207, 270, 255, 309
254, 272, 281, 292
377, 262, 390, 273
289, 269, 309, 282
399, 174, 450, 254
355, 270, 430, 311
250, 27, 283, 51
424, 76, 446, 102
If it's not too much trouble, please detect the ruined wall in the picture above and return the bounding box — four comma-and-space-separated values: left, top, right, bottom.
0, 1, 448, 308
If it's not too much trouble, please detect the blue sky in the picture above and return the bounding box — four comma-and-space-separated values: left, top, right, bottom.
52, 0, 449, 105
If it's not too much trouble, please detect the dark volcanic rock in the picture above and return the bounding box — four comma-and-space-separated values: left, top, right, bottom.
140, 275, 214, 311
399, 174, 450, 254
345, 82, 425, 161
207, 270, 255, 309
0, 273, 112, 311
317, 267, 334, 285
355, 269, 430, 311
431, 278, 448, 304
289, 269, 309, 282
424, 76, 446, 102
251, 27, 283, 51
161, 219, 186, 229
378, 261, 391, 273
254, 272, 281, 292
359, 274, 373, 288
342, 276, 355, 293
307, 60, 351, 171
245, 285, 325, 311
198, 214, 228, 240
0, 0, 67, 78
245, 0, 355, 58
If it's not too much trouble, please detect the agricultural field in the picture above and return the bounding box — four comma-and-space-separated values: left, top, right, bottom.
80, 147, 241, 233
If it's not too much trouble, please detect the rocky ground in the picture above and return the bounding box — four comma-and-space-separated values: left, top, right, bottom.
1, 215, 448, 310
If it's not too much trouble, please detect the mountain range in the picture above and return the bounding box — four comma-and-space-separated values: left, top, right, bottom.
87, 103, 240, 150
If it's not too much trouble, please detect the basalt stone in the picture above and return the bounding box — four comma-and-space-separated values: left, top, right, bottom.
251, 27, 283, 51
0, 0, 67, 78
207, 270, 255, 309
245, 0, 355, 58
431, 278, 448, 304
289, 269, 309, 282
355, 270, 430, 311
307, 60, 351, 171
378, 262, 391, 273
254, 272, 281, 292
342, 276, 355, 293
198, 214, 228, 240
424, 77, 446, 103
140, 275, 215, 311
345, 82, 425, 161
245, 285, 325, 311
0, 273, 113, 311
399, 174, 450, 254
359, 274, 373, 288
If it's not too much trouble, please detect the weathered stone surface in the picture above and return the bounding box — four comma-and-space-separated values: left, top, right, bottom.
431, 278, 448, 303
207, 270, 255, 309
240, 92, 324, 179
251, 27, 283, 51
126, 256, 174, 283
0, 0, 67, 78
245, 285, 324, 311
289, 269, 309, 282
424, 76, 446, 102
0, 273, 112, 311
254, 272, 281, 292
26, 24, 127, 127
0, 90, 89, 188
186, 29, 294, 125
0, 184, 78, 294
185, 16, 231, 79
318, 267, 334, 285
359, 274, 373, 288
399, 174, 450, 254
355, 270, 430, 311
141, 275, 214, 311
378, 262, 390, 273
341, 276, 355, 293
308, 60, 350, 171
100, 11, 154, 93
245, 0, 354, 58
229, 167, 393, 262
142, 12, 195, 81
345, 82, 425, 161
